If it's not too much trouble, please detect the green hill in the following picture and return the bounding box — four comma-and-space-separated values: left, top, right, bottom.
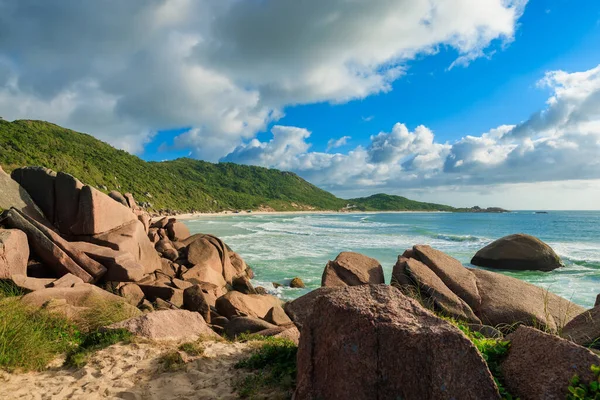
348, 193, 456, 212
0, 118, 457, 213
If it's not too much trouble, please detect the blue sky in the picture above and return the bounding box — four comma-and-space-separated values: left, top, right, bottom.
1, 0, 600, 209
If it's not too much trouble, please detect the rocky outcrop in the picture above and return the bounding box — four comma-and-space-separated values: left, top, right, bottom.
54, 172, 84, 234
70, 186, 137, 235
165, 219, 190, 241
561, 305, 600, 347
215, 291, 282, 319
295, 285, 500, 400
502, 326, 600, 400
321, 252, 384, 287
472, 269, 583, 332
0, 229, 29, 279
107, 310, 219, 341
471, 233, 563, 271
11, 167, 57, 223
0, 166, 45, 221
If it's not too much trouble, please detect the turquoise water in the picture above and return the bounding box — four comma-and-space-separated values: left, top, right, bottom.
184, 211, 600, 308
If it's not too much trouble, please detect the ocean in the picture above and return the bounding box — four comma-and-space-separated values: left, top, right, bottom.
183, 211, 600, 308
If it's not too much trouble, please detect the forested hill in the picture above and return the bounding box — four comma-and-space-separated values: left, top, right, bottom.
0, 118, 460, 213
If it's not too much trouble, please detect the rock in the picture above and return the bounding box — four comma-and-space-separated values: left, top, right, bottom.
0, 229, 29, 279
471, 233, 563, 272
11, 167, 57, 223
85, 219, 161, 275
148, 228, 160, 244
186, 237, 223, 275
108, 191, 129, 207
255, 286, 268, 295
212, 316, 229, 328
171, 278, 193, 290
124, 193, 138, 210
229, 252, 248, 276
160, 258, 177, 278
182, 265, 227, 292
138, 213, 151, 233
502, 326, 600, 400
390, 256, 414, 289
255, 326, 301, 345
155, 298, 178, 310
70, 241, 145, 282
0, 166, 45, 220
295, 285, 500, 400
107, 310, 219, 341
166, 220, 190, 241
561, 305, 600, 347
70, 186, 137, 235
139, 299, 154, 312
412, 245, 481, 310
283, 287, 338, 330
232, 275, 256, 294
138, 284, 183, 307
54, 172, 84, 234
151, 217, 169, 229
265, 305, 293, 326
155, 238, 175, 253
2, 208, 94, 282
10, 275, 55, 292
21, 283, 140, 322
119, 283, 145, 306
401, 257, 480, 323
272, 282, 282, 289
47, 273, 84, 288
471, 269, 584, 332
225, 316, 278, 339
290, 277, 305, 288
183, 285, 212, 323
321, 252, 384, 287
215, 291, 282, 319
596, 294, 600, 307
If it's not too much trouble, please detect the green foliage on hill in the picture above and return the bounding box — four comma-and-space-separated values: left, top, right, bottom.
0, 119, 459, 213
348, 193, 456, 212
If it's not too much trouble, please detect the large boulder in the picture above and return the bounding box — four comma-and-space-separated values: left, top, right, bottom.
182, 264, 227, 294
561, 305, 600, 347
215, 291, 282, 319
186, 237, 223, 275
21, 283, 140, 322
0, 229, 29, 279
502, 326, 600, 400
295, 285, 500, 400
399, 257, 480, 323
471, 233, 563, 271
54, 172, 84, 234
321, 252, 384, 287
85, 219, 161, 275
70, 241, 145, 282
224, 316, 278, 338
0, 166, 45, 221
70, 186, 137, 235
11, 167, 57, 223
471, 269, 584, 332
108, 191, 129, 207
183, 284, 213, 323
107, 310, 219, 341
283, 287, 338, 330
166, 220, 190, 241
412, 245, 481, 310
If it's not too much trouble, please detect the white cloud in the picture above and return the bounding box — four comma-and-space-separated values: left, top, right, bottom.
0, 0, 526, 159
326, 136, 351, 151
222, 65, 600, 195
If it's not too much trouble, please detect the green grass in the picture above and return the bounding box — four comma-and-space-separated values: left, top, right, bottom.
159, 350, 186, 371
235, 336, 298, 399
0, 118, 458, 213
178, 341, 204, 356
64, 329, 133, 368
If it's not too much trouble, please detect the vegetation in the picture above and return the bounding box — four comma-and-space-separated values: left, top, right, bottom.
349, 193, 456, 212
235, 335, 298, 399
64, 329, 133, 368
159, 350, 186, 371
568, 365, 600, 399
0, 118, 459, 213
178, 341, 205, 356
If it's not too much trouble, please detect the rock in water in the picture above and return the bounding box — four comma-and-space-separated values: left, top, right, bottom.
471, 233, 563, 271
290, 277, 305, 288
0, 229, 29, 280
502, 326, 600, 400
107, 310, 219, 341
321, 252, 384, 287
295, 285, 500, 400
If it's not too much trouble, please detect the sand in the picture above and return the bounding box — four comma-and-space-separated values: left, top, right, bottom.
0, 340, 256, 400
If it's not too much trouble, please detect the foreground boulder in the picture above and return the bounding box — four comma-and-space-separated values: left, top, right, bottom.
321, 252, 384, 287
70, 186, 137, 235
21, 283, 140, 323
283, 287, 338, 330
295, 285, 500, 400
502, 326, 600, 400
561, 305, 600, 347
0, 166, 45, 221
107, 310, 219, 341
471, 233, 563, 271
0, 229, 29, 279
472, 269, 583, 332
215, 291, 282, 319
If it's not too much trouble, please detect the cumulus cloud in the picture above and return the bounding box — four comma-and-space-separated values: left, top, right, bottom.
326, 136, 351, 151
222, 65, 600, 193
0, 0, 525, 159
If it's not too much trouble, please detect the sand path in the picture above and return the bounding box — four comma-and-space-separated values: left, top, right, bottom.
0, 340, 253, 400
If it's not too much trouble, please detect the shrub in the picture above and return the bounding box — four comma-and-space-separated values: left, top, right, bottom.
568, 365, 600, 399
159, 350, 186, 371
235, 336, 297, 399
178, 341, 204, 356
64, 329, 133, 368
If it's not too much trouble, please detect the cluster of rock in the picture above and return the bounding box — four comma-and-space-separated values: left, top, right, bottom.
0, 166, 296, 342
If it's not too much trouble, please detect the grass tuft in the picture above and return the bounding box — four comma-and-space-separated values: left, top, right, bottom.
64, 329, 133, 368
235, 336, 297, 399
178, 341, 204, 356
159, 350, 186, 371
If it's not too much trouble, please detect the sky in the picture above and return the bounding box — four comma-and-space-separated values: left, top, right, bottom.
0, 0, 599, 210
